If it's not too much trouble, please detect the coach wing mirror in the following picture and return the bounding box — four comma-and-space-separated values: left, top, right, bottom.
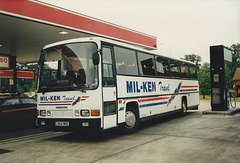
92, 51, 100, 65
46, 49, 62, 62
38, 48, 62, 64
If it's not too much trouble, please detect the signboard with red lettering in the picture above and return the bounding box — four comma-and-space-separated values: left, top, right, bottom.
17, 71, 34, 79
0, 55, 10, 69
0, 70, 34, 79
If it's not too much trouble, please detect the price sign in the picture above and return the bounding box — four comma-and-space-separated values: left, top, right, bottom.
0, 55, 10, 69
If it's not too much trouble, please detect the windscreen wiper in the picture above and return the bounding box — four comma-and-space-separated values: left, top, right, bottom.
79, 88, 86, 93
76, 85, 87, 93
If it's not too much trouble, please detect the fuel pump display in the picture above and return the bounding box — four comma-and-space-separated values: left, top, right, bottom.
210, 45, 233, 111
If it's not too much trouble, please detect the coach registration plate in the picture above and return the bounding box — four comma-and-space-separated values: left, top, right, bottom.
55, 121, 69, 126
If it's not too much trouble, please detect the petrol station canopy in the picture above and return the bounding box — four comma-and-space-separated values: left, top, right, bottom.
0, 0, 157, 63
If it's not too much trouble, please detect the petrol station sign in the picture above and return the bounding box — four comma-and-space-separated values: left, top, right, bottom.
0, 55, 10, 69
224, 47, 232, 63
0, 70, 34, 79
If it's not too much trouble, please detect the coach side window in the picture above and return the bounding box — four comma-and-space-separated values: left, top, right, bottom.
189, 64, 197, 78
170, 60, 181, 77
181, 62, 190, 78
137, 52, 156, 76
155, 56, 170, 76
102, 46, 115, 86
114, 46, 138, 75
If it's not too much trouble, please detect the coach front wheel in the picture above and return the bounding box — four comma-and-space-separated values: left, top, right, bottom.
120, 107, 139, 134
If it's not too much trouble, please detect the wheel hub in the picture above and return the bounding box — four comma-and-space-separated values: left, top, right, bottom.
125, 111, 136, 128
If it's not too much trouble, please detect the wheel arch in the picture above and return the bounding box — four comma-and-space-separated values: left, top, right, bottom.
126, 101, 139, 116
119, 101, 140, 134
180, 95, 188, 116
182, 95, 188, 108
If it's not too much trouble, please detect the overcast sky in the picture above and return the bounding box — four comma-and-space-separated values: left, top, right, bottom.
41, 0, 240, 63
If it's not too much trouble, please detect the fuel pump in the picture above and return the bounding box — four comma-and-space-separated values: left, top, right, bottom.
210, 45, 233, 111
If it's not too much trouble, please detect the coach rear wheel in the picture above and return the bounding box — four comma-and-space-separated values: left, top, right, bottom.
181, 99, 187, 116
120, 107, 139, 134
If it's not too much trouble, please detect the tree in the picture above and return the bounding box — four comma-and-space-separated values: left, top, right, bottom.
182, 45, 240, 98
225, 43, 240, 89
198, 62, 211, 98
16, 63, 39, 94
182, 54, 210, 98
181, 54, 202, 69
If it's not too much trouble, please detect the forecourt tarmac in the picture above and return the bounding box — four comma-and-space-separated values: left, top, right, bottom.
1, 100, 240, 163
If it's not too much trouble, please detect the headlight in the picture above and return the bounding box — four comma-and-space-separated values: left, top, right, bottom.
47, 110, 51, 116
40, 110, 46, 116
81, 110, 90, 117
75, 110, 80, 117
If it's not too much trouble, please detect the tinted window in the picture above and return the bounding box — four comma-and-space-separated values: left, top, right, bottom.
114, 46, 138, 75
21, 98, 37, 104
155, 56, 169, 76
170, 60, 181, 77
137, 52, 156, 76
2, 98, 20, 106
181, 62, 190, 78
102, 47, 115, 86
104, 101, 116, 115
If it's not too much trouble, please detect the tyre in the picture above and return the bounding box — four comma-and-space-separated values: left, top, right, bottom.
180, 98, 187, 116
35, 118, 39, 128
120, 107, 139, 134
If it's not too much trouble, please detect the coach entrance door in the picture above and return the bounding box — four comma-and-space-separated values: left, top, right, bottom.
102, 45, 117, 129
